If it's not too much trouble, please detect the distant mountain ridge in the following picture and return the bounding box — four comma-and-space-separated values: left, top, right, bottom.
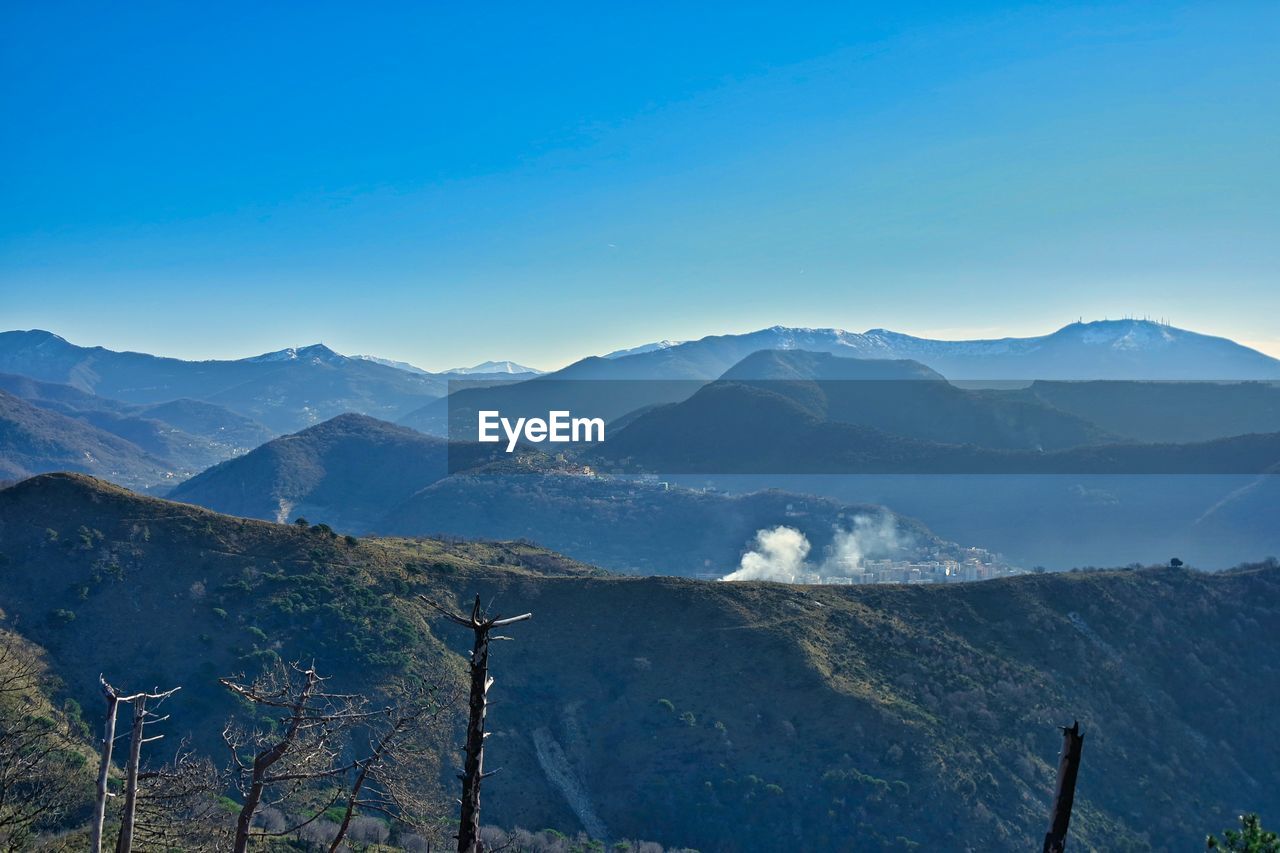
398, 319, 1277, 433
0, 330, 449, 433
444, 360, 544, 375
602, 339, 686, 359
597, 320, 1280, 380
0, 372, 273, 477
354, 355, 544, 376
0, 389, 173, 487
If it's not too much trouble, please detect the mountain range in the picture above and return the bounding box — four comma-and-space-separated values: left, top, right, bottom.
0, 331, 538, 436
0, 331, 448, 433
397, 319, 1280, 437
595, 320, 1280, 380
3, 320, 1279, 568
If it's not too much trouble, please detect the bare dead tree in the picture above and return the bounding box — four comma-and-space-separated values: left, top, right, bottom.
89, 678, 183, 853
113, 685, 180, 853
90, 677, 123, 853
1043, 720, 1085, 853
220, 661, 377, 853
420, 594, 531, 853
327, 675, 458, 853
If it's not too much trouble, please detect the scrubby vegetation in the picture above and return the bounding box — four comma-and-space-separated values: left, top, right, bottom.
0, 474, 1278, 850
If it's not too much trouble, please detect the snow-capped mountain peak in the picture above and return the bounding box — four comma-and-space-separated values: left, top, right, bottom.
444, 360, 544, 375
587, 319, 1279, 380
1067, 319, 1178, 349
245, 344, 349, 366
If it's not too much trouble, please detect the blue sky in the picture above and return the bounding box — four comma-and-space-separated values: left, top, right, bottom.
2, 1, 1277, 370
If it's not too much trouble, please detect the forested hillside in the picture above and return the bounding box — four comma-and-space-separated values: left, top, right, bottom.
0, 474, 1276, 851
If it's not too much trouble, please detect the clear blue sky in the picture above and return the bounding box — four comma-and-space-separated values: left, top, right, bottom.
2, 2, 1277, 370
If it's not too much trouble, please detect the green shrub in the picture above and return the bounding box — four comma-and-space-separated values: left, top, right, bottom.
1207, 813, 1279, 852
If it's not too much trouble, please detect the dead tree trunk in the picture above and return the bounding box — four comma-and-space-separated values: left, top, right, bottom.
91, 677, 182, 853
114, 686, 179, 853
421, 594, 531, 853
458, 617, 493, 852
91, 677, 121, 853
114, 696, 145, 853
1043, 720, 1085, 853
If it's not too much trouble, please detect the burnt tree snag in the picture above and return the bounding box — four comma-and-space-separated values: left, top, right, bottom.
91, 677, 180, 853
115, 686, 180, 853
420, 594, 531, 853
1043, 720, 1085, 853
90, 677, 121, 853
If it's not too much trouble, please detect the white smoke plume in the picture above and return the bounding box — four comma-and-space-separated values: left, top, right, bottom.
823, 513, 906, 577
720, 526, 811, 582
720, 513, 910, 583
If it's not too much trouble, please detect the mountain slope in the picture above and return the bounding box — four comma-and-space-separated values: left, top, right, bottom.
592, 381, 1280, 473
0, 372, 273, 474
1011, 380, 1280, 444
376, 471, 950, 577
717, 351, 1117, 450
0, 475, 1276, 850
0, 390, 174, 487
167, 414, 459, 527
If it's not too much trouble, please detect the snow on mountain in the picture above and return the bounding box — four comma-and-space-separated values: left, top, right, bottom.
595, 320, 1280, 380
603, 340, 687, 359
443, 360, 544, 375
244, 344, 350, 366
351, 354, 434, 375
